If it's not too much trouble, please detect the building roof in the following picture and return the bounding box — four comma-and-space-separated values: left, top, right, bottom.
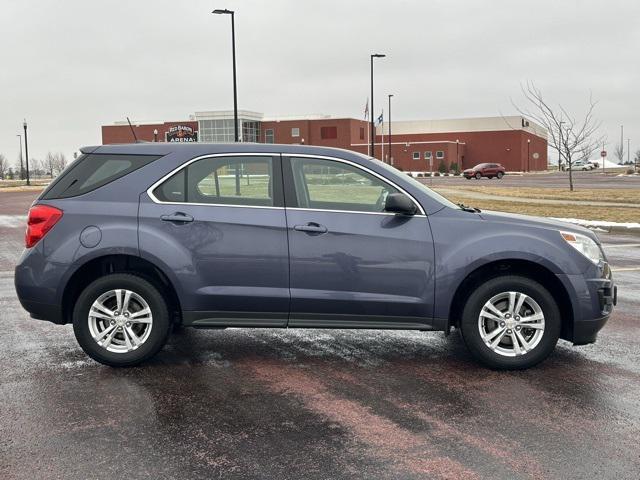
376, 116, 547, 139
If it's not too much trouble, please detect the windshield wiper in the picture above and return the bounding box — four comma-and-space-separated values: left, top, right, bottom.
458, 202, 481, 213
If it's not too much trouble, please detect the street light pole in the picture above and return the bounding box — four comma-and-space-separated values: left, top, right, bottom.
527, 138, 531, 172
388, 94, 393, 164
23, 120, 30, 186
16, 134, 23, 180
370, 53, 385, 159
213, 8, 239, 142
153, 129, 158, 142
558, 121, 565, 171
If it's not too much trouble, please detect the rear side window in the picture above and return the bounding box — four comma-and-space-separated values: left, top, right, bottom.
41, 153, 162, 200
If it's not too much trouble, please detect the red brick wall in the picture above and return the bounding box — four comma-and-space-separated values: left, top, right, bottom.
101, 118, 547, 172
102, 121, 198, 144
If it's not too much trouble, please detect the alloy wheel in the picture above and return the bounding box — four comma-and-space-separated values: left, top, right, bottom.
87, 289, 153, 353
477, 291, 545, 357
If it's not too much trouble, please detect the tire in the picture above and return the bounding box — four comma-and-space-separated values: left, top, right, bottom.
497, 172, 504, 179
466, 176, 472, 180
475, 172, 482, 180
72, 273, 170, 367
488, 176, 493, 179
459, 275, 561, 370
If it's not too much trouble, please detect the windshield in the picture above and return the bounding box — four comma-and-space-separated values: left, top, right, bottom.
357, 154, 461, 210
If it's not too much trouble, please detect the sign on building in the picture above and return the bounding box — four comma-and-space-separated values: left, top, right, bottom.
166, 125, 198, 142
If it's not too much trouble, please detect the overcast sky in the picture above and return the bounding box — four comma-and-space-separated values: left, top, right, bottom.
1, 0, 638, 165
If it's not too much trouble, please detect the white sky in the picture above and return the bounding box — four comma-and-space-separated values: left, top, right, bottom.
1, 0, 638, 164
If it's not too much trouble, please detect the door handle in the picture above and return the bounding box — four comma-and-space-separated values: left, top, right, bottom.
294, 222, 328, 234
160, 212, 194, 223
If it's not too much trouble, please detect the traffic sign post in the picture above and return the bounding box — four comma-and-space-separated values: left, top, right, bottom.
601, 145, 607, 175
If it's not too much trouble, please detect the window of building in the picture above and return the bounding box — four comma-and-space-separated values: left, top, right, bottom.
359, 127, 365, 140
289, 157, 402, 213
424, 151, 432, 160
412, 152, 420, 160
436, 151, 445, 159
265, 129, 274, 144
291, 127, 300, 137
320, 126, 338, 140
153, 156, 274, 207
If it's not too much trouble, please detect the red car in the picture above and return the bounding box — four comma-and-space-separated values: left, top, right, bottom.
463, 163, 506, 180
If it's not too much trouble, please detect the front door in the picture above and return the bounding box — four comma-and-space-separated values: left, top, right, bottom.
138, 154, 290, 327
283, 155, 436, 329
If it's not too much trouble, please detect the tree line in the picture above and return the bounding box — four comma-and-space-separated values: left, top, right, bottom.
0, 152, 68, 180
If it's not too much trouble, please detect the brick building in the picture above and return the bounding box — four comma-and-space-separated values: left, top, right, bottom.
102, 112, 547, 172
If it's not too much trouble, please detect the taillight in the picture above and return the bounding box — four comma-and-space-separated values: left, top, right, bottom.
25, 205, 63, 248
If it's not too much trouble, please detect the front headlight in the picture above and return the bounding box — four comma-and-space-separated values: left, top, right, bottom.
560, 231, 604, 264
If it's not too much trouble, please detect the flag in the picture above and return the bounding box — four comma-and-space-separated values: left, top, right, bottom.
364, 98, 369, 120
377, 110, 384, 125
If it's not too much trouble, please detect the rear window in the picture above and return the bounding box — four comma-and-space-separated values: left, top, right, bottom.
41, 153, 162, 199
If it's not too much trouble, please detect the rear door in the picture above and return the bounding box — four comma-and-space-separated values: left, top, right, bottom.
282, 155, 436, 328
138, 153, 290, 327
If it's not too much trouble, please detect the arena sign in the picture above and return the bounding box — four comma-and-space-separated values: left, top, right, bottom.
166, 125, 198, 142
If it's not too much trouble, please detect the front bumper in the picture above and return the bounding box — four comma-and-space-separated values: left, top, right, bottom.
557, 266, 616, 345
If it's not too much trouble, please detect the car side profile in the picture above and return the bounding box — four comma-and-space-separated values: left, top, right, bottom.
463, 163, 506, 179
15, 144, 616, 369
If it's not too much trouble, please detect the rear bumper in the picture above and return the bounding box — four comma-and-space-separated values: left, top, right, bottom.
17, 298, 65, 325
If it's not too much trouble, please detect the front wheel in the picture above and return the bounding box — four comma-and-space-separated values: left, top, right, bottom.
459, 275, 561, 369
497, 172, 504, 179
73, 273, 170, 367
475, 172, 482, 180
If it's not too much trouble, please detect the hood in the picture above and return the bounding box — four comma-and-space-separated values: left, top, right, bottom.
478, 210, 598, 242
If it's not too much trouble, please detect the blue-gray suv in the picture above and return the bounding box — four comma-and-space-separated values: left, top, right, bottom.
15, 143, 616, 369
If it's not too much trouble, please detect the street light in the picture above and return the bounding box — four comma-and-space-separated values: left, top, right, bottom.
23, 120, 30, 186
370, 53, 385, 159
16, 134, 23, 180
213, 8, 239, 143
558, 121, 565, 170
153, 129, 158, 142
387, 94, 393, 164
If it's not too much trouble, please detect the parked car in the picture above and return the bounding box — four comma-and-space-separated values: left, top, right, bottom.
463, 163, 506, 179
562, 160, 593, 171
15, 144, 615, 370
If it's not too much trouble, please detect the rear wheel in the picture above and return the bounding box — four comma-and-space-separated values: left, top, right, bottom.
497, 172, 504, 179
459, 275, 560, 369
475, 172, 482, 180
72, 273, 170, 367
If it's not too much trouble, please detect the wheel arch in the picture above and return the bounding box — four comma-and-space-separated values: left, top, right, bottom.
447, 259, 574, 339
61, 254, 182, 326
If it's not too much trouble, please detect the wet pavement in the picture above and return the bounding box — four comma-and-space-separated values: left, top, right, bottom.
1, 190, 640, 479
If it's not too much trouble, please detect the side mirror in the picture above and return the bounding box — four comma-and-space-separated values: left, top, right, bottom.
384, 193, 417, 215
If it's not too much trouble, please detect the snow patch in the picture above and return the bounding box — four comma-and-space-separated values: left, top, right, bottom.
552, 217, 640, 230
0, 215, 27, 228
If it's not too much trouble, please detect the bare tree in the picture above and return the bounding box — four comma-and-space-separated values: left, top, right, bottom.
514, 81, 603, 191
0, 154, 8, 180
44, 152, 56, 178
614, 143, 624, 164
52, 152, 67, 176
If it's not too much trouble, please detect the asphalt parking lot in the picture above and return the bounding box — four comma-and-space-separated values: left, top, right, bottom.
1, 189, 640, 479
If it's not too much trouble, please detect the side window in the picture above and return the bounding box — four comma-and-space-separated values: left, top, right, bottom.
41, 154, 162, 200
153, 156, 275, 207
289, 157, 401, 213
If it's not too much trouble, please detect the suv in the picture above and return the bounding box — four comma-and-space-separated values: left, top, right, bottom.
463, 163, 506, 179
15, 144, 615, 369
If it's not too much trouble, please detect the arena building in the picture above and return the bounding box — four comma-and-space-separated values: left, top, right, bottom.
102, 111, 548, 172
